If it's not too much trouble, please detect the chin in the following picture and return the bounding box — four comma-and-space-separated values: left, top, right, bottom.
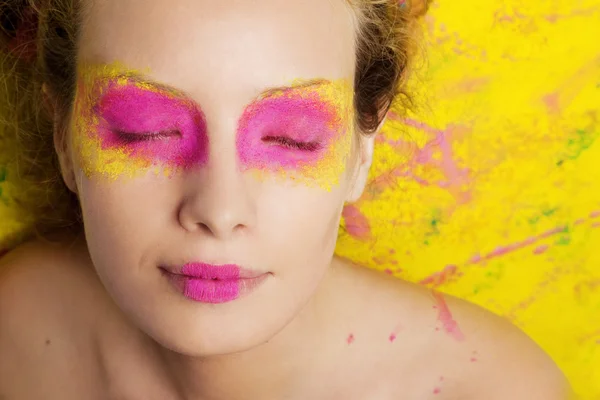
127, 302, 293, 357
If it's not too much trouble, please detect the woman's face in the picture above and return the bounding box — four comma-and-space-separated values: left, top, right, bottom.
62, 0, 369, 355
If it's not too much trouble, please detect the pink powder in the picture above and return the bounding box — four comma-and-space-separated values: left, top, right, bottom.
237, 89, 344, 170
433, 387, 441, 394
432, 291, 465, 341
93, 82, 208, 168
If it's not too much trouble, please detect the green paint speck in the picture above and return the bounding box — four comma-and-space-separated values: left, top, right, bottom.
564, 128, 599, 161
0, 167, 6, 182
556, 235, 571, 246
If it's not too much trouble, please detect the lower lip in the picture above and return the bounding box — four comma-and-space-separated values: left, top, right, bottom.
161, 269, 268, 304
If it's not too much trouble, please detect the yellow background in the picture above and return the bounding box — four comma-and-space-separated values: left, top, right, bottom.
1, 0, 599, 398
337, 1, 600, 398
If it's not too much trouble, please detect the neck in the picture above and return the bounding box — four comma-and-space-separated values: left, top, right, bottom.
156, 260, 344, 400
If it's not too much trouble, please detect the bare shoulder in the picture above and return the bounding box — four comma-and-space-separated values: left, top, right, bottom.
440, 293, 573, 400
0, 232, 105, 397
332, 258, 572, 399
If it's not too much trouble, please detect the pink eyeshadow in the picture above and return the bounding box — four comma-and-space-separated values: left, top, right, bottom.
236, 91, 343, 170
92, 82, 208, 168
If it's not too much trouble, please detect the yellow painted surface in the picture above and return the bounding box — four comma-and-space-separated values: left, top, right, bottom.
337, 1, 600, 398
1, 0, 598, 398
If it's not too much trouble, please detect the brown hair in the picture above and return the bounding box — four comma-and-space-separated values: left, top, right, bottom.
0, 0, 431, 247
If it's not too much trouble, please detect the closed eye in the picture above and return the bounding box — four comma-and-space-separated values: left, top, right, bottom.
116, 129, 181, 143
262, 136, 321, 152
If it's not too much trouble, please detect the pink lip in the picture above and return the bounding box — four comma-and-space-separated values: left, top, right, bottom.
161, 263, 269, 304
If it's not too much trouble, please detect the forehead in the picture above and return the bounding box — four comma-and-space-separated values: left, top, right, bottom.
77, 0, 358, 102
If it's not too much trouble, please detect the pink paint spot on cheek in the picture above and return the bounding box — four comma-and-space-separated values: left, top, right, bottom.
93, 83, 209, 167
237, 92, 342, 170
433, 387, 441, 394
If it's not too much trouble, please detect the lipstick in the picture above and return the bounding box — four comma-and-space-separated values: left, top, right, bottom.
161, 263, 268, 303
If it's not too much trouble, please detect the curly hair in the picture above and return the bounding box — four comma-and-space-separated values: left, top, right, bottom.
0, 0, 431, 248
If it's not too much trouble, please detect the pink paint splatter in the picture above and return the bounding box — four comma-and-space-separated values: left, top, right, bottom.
432, 291, 465, 341
433, 387, 441, 394
419, 264, 459, 287
342, 205, 371, 240
543, 92, 561, 114
533, 244, 549, 255
346, 334, 355, 345
468, 253, 482, 264
373, 116, 473, 206
389, 323, 403, 343
590, 210, 600, 219
465, 225, 567, 267
470, 350, 479, 362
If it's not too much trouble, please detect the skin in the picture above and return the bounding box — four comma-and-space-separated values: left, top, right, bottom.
0, 0, 573, 399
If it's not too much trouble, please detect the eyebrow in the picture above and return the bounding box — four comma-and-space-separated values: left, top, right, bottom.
108, 72, 332, 100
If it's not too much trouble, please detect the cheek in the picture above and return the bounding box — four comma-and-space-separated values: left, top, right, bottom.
258, 184, 346, 250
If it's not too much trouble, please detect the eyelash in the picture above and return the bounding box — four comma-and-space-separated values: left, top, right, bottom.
262, 136, 321, 152
116, 130, 179, 143
116, 131, 320, 152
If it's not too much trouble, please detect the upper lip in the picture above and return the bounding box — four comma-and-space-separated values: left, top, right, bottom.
161, 262, 267, 280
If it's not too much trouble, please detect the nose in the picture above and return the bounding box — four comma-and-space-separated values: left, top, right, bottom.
178, 155, 256, 240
